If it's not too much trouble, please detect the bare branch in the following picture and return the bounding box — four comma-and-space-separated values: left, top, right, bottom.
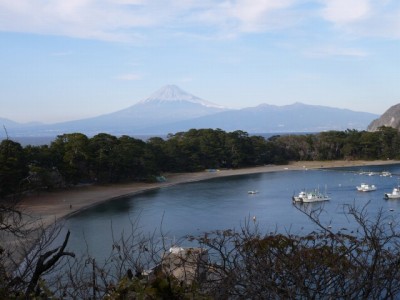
25, 230, 75, 297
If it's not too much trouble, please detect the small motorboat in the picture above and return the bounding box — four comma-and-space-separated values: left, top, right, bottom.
248, 190, 259, 195
384, 187, 400, 199
356, 183, 377, 192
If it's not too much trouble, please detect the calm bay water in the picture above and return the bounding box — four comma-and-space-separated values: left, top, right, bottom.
57, 164, 400, 260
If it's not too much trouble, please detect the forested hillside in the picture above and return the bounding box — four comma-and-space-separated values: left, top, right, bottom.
1, 126, 399, 198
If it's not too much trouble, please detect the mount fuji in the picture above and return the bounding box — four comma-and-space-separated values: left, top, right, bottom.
6, 85, 229, 136
138, 85, 225, 109
2, 85, 378, 138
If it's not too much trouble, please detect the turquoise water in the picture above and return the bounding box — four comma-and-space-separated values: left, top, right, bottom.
58, 164, 400, 260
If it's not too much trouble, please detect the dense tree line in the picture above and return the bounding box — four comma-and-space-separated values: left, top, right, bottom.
275, 127, 400, 161
1, 126, 400, 198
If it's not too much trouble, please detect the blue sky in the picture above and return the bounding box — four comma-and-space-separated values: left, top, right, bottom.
0, 0, 399, 124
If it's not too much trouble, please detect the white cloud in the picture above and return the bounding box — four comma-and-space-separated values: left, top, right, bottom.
359, 4, 400, 39
111, 0, 145, 4
229, 0, 295, 32
0, 0, 399, 42
116, 73, 142, 81
306, 45, 369, 58
321, 0, 371, 24
319, 0, 400, 39
193, 0, 297, 36
0, 0, 158, 42
0, 0, 299, 41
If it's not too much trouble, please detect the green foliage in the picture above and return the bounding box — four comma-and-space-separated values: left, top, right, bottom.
2, 127, 400, 198
50, 133, 91, 184
88, 133, 119, 182
0, 139, 28, 197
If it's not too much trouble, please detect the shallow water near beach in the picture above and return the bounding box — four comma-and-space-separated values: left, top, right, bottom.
55, 164, 400, 260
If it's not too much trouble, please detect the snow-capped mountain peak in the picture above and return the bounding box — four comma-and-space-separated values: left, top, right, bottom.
138, 85, 225, 108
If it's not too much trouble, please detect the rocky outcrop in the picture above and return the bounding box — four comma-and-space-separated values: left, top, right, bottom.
368, 103, 400, 131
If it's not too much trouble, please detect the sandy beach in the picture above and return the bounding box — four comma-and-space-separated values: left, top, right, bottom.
18, 159, 400, 228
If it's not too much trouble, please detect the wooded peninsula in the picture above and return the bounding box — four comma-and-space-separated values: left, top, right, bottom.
1, 126, 399, 198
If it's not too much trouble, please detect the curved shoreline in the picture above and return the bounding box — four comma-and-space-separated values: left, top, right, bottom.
18, 159, 400, 228
1, 159, 398, 267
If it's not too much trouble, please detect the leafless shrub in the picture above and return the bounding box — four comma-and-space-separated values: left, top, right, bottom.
4, 201, 400, 299
188, 203, 400, 299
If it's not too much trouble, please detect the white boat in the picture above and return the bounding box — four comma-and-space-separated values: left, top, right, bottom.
384, 187, 400, 199
292, 191, 307, 202
292, 189, 330, 203
381, 171, 392, 177
356, 183, 377, 192
248, 190, 259, 194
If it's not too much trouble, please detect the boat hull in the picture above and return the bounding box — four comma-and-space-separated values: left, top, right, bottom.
384, 188, 400, 199
301, 196, 330, 203
384, 194, 400, 199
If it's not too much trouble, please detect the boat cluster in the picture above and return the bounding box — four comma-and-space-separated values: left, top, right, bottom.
359, 171, 392, 177
355, 169, 400, 199
356, 182, 400, 199
292, 182, 400, 203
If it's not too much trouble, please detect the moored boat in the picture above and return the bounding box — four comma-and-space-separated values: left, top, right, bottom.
248, 190, 259, 194
292, 188, 330, 203
384, 187, 400, 199
381, 171, 392, 177
356, 183, 377, 192
292, 191, 307, 202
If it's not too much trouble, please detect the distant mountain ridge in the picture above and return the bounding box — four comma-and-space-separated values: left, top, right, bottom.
143, 102, 378, 134
368, 103, 400, 131
0, 117, 19, 128
2, 85, 379, 137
